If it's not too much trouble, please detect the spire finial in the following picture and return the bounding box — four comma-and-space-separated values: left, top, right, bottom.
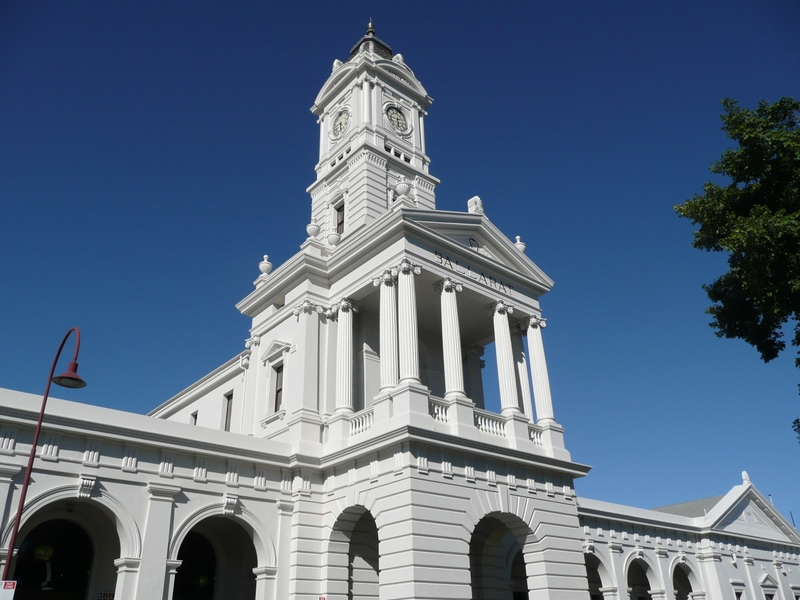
367, 18, 375, 35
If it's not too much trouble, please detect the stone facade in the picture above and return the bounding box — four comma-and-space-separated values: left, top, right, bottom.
0, 25, 798, 600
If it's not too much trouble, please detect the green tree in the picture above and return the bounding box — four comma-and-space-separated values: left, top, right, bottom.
674, 97, 800, 393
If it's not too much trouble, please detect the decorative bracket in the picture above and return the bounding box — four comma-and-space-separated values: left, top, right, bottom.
223, 493, 238, 516
77, 474, 96, 499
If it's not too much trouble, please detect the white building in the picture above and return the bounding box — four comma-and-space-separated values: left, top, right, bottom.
0, 24, 798, 600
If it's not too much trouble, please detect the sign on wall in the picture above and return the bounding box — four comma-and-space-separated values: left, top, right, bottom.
0, 581, 16, 600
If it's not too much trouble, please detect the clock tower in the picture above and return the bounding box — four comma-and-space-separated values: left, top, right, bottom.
307, 22, 439, 241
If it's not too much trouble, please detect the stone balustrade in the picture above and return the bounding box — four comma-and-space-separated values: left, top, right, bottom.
349, 407, 374, 436
474, 408, 506, 437
428, 397, 449, 422
528, 424, 543, 446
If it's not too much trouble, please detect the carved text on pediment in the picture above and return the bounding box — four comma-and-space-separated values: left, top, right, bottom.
433, 251, 513, 294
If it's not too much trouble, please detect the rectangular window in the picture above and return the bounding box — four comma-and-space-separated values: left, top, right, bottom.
223, 392, 233, 431
273, 365, 284, 412
190, 411, 198, 426
335, 204, 345, 234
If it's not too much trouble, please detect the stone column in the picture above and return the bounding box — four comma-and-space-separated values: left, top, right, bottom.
464, 345, 485, 409
439, 277, 465, 399
373, 269, 398, 390
135, 483, 180, 600
528, 316, 555, 424
511, 323, 534, 421
335, 299, 357, 413
492, 301, 521, 415
397, 259, 421, 383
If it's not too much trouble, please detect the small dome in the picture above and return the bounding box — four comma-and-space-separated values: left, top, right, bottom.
348, 21, 393, 60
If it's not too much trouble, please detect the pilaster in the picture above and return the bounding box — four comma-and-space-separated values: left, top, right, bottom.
253, 566, 277, 600
113, 557, 141, 600
135, 483, 180, 600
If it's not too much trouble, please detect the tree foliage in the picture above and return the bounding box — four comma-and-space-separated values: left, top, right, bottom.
675, 97, 800, 381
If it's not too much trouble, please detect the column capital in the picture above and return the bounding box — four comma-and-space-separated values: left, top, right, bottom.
397, 258, 421, 275
491, 300, 514, 316
335, 298, 359, 314
292, 299, 324, 317
465, 344, 485, 358
372, 268, 398, 287
437, 277, 463, 293
528, 315, 547, 329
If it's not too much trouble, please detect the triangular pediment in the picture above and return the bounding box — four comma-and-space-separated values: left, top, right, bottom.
759, 573, 779, 589
403, 209, 554, 293
713, 491, 798, 543
260, 340, 294, 363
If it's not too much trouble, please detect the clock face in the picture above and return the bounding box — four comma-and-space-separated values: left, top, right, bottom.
386, 106, 407, 132
332, 110, 349, 137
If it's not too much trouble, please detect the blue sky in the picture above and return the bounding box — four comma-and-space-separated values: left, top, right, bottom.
1, 1, 799, 517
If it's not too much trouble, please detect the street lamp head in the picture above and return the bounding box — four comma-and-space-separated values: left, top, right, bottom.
51, 361, 87, 389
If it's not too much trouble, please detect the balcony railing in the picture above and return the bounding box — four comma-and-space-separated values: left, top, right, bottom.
350, 408, 374, 437
428, 397, 449, 423
473, 409, 506, 437
528, 424, 543, 446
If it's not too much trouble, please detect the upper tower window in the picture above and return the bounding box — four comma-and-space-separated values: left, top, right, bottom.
335, 203, 345, 234
222, 391, 233, 431
273, 364, 284, 412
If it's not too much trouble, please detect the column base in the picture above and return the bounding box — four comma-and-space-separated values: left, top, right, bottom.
326, 411, 351, 448
501, 405, 523, 417
446, 393, 475, 436
372, 391, 394, 424
538, 420, 572, 460
392, 380, 431, 428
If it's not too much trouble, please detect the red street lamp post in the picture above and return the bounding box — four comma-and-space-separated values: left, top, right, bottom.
2, 327, 87, 581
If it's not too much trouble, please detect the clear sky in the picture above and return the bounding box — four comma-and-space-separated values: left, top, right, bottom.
1, 1, 798, 518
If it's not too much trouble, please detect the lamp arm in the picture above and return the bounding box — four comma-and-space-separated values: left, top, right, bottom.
2, 327, 81, 581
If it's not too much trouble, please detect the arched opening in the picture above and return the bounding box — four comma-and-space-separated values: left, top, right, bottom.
672, 563, 694, 600
10, 500, 121, 600
348, 511, 379, 600
173, 516, 257, 600
584, 553, 605, 600
325, 506, 381, 600
627, 558, 654, 600
13, 519, 92, 600
174, 531, 216, 600
470, 516, 529, 600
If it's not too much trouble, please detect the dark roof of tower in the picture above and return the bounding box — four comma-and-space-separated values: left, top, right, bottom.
349, 20, 393, 60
